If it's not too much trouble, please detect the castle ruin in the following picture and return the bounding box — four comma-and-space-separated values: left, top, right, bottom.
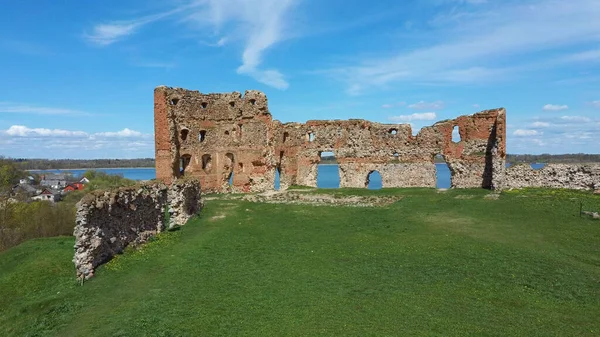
154, 86, 507, 193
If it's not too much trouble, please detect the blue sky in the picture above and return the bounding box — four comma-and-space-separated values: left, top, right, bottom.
0, 0, 599, 159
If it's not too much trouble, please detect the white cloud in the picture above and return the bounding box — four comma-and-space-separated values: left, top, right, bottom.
0, 125, 153, 158
473, 104, 480, 108
327, 0, 600, 92
94, 128, 143, 138
3, 125, 148, 139
0, 102, 91, 116
389, 112, 437, 122
513, 129, 541, 136
590, 101, 600, 108
84, 23, 140, 46
543, 104, 569, 111
560, 115, 592, 122
5, 125, 88, 137
408, 101, 444, 110
531, 121, 550, 128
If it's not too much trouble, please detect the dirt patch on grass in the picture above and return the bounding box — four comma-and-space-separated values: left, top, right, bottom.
211, 190, 403, 207
209, 215, 226, 221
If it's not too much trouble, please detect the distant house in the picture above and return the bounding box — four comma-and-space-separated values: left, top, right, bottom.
19, 176, 35, 185
40, 174, 68, 189
79, 177, 90, 184
63, 183, 84, 193
32, 188, 60, 202
12, 184, 38, 197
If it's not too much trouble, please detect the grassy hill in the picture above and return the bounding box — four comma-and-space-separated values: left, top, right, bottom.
1, 188, 599, 336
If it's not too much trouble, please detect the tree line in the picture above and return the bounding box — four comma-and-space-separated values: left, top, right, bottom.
10, 158, 155, 170
0, 158, 136, 251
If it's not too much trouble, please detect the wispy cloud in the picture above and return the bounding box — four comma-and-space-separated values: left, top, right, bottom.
0, 102, 92, 116
84, 8, 187, 46
389, 112, 437, 122
514, 129, 541, 137
543, 104, 569, 111
326, 0, 600, 93
561, 49, 600, 63
590, 101, 600, 108
86, 1, 297, 89
561, 115, 592, 122
94, 128, 143, 138
186, 0, 297, 90
408, 101, 444, 110
531, 121, 550, 128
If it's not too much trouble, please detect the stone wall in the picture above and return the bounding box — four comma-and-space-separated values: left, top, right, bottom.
155, 86, 507, 192
498, 164, 600, 190
73, 179, 202, 280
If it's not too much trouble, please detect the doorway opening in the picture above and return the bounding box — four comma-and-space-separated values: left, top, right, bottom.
366, 170, 382, 190
317, 151, 340, 188
435, 154, 451, 188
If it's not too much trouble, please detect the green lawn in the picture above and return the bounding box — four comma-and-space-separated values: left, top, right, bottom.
1, 188, 599, 336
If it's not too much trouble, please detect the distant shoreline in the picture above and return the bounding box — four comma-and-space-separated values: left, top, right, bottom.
26, 167, 155, 171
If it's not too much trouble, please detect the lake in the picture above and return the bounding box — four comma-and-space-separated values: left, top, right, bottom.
31, 163, 546, 189
29, 168, 156, 181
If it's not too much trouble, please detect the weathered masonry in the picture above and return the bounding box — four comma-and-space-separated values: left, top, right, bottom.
154, 86, 509, 192
154, 86, 600, 192
73, 179, 202, 280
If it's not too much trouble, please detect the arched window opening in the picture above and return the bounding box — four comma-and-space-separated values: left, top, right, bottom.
201, 154, 212, 173
452, 126, 461, 143
249, 98, 256, 106
229, 101, 235, 107
366, 170, 382, 190
389, 128, 398, 135
201, 102, 208, 109
199, 130, 206, 142
180, 154, 191, 176
283, 132, 289, 143
180, 129, 189, 141
170, 98, 179, 106
307, 132, 315, 142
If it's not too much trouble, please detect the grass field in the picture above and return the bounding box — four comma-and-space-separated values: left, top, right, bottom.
1, 188, 599, 336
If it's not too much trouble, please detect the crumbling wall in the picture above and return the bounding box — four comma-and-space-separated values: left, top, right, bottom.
155, 86, 507, 192
73, 179, 202, 280
498, 164, 600, 190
